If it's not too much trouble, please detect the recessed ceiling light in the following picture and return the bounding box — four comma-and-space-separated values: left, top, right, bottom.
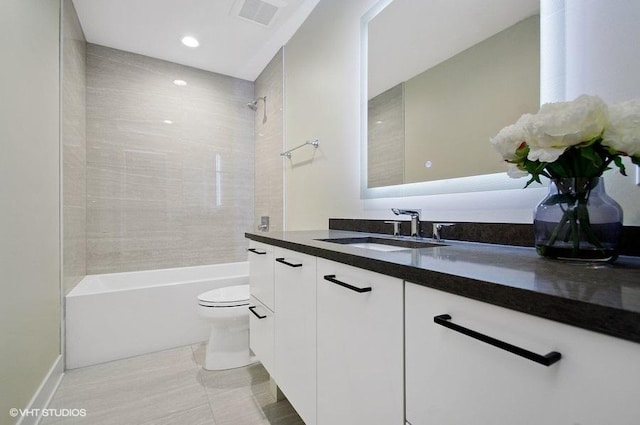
163, 120, 173, 124
181, 36, 199, 48
173, 79, 187, 86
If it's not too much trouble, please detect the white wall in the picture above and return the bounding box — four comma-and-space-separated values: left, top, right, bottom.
284, 0, 640, 229
0, 0, 62, 422
548, 0, 640, 224
284, 0, 376, 230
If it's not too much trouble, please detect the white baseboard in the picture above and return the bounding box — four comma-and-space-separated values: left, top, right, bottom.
14, 355, 63, 425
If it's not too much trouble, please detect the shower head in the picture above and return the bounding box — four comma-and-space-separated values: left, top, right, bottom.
247, 96, 268, 123
247, 96, 266, 111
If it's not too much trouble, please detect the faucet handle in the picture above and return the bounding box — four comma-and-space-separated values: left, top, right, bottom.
432, 223, 455, 240
392, 208, 420, 218
384, 221, 402, 236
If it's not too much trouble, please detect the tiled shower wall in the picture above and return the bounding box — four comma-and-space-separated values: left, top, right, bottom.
62, 0, 87, 293
86, 44, 255, 274
254, 49, 284, 232
367, 84, 404, 188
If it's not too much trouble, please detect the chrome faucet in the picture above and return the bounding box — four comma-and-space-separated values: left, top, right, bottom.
391, 208, 421, 237
432, 223, 455, 241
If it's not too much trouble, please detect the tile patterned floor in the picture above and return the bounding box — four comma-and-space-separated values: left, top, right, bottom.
42, 344, 304, 425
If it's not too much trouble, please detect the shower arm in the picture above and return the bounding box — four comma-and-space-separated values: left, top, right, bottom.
247, 96, 267, 110
280, 139, 319, 158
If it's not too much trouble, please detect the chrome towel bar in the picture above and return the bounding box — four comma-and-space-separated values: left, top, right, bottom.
281, 139, 319, 158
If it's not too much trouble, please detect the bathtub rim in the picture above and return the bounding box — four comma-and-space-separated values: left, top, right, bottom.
68, 261, 249, 297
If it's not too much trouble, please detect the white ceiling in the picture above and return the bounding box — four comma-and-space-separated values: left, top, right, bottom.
72, 0, 320, 82
368, 0, 540, 98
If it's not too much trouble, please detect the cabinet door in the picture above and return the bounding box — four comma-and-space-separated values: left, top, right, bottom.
248, 296, 274, 375
405, 282, 640, 425
274, 248, 317, 425
248, 241, 275, 310
316, 258, 404, 425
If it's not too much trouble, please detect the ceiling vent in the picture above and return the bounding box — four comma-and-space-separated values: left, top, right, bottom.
232, 0, 285, 27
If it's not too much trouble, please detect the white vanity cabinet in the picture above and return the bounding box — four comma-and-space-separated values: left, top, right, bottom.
316, 258, 404, 425
405, 282, 640, 425
248, 296, 274, 374
248, 241, 275, 376
274, 247, 317, 425
248, 241, 275, 310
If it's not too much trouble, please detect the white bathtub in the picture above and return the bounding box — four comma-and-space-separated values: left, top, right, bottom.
65, 262, 249, 369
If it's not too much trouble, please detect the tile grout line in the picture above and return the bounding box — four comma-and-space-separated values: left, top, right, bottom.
191, 343, 219, 425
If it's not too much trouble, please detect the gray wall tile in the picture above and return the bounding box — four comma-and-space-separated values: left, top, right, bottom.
367, 83, 404, 188
62, 0, 87, 293
254, 49, 284, 232
86, 44, 255, 274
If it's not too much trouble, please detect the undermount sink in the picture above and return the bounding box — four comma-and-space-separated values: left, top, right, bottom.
316, 236, 446, 251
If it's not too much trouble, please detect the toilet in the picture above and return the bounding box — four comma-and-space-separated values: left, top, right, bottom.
197, 284, 255, 370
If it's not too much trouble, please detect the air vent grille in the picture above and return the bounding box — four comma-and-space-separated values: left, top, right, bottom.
238, 0, 279, 27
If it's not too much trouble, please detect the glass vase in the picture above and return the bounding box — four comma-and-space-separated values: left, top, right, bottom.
533, 177, 623, 262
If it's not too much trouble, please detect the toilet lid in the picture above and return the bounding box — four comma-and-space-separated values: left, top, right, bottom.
198, 284, 250, 307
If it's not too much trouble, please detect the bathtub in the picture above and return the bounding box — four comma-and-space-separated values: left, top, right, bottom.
65, 262, 249, 369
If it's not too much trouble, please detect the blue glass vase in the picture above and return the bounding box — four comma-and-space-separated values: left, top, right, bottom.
533, 177, 623, 262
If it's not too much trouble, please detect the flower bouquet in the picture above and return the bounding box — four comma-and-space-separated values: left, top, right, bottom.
491, 95, 640, 261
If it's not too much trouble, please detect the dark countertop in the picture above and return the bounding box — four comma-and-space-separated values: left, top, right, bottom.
246, 230, 640, 344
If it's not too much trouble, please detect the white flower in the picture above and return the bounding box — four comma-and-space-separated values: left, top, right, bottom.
602, 98, 640, 157
524, 95, 609, 163
490, 114, 531, 161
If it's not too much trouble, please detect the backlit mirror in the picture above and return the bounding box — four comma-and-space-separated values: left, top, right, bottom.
361, 0, 540, 198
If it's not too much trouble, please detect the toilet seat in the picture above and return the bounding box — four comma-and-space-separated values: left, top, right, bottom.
198, 284, 250, 307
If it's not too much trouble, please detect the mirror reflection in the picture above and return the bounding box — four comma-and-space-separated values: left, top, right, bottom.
367, 0, 540, 189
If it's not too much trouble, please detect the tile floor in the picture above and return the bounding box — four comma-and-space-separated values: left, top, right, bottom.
42, 343, 304, 425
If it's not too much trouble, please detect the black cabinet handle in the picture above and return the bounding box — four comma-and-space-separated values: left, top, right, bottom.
247, 248, 267, 255
275, 257, 302, 268
323, 274, 372, 293
434, 314, 561, 367
248, 306, 267, 319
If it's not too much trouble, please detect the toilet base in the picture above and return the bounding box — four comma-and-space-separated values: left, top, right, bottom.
203, 350, 257, 371
202, 318, 257, 371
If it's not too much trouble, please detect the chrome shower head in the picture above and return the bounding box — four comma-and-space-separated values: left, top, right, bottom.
247, 96, 268, 123
247, 96, 266, 111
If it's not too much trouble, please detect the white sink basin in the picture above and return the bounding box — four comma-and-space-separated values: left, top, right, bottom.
316, 236, 446, 250
345, 242, 410, 252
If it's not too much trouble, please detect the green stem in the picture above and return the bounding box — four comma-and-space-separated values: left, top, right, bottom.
569, 207, 579, 256
548, 208, 572, 246
577, 201, 605, 251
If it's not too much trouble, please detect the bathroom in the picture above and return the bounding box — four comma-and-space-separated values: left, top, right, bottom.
2, 0, 640, 424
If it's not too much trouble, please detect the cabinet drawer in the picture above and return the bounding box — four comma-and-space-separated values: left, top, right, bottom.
248, 296, 274, 376
248, 241, 275, 310
316, 258, 404, 425
405, 282, 640, 425
274, 247, 317, 425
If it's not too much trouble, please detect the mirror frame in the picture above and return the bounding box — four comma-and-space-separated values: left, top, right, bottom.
360, 0, 537, 199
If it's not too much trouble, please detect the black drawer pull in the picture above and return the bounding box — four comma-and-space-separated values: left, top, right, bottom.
248, 306, 267, 319
434, 314, 561, 367
275, 257, 302, 268
323, 274, 372, 293
247, 248, 267, 255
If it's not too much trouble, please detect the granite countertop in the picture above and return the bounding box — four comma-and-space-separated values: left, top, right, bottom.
246, 229, 640, 344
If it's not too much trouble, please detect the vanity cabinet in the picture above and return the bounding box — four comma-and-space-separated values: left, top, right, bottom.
274, 247, 317, 425
248, 241, 275, 310
316, 258, 404, 425
248, 296, 274, 374
405, 282, 640, 425
248, 241, 275, 376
